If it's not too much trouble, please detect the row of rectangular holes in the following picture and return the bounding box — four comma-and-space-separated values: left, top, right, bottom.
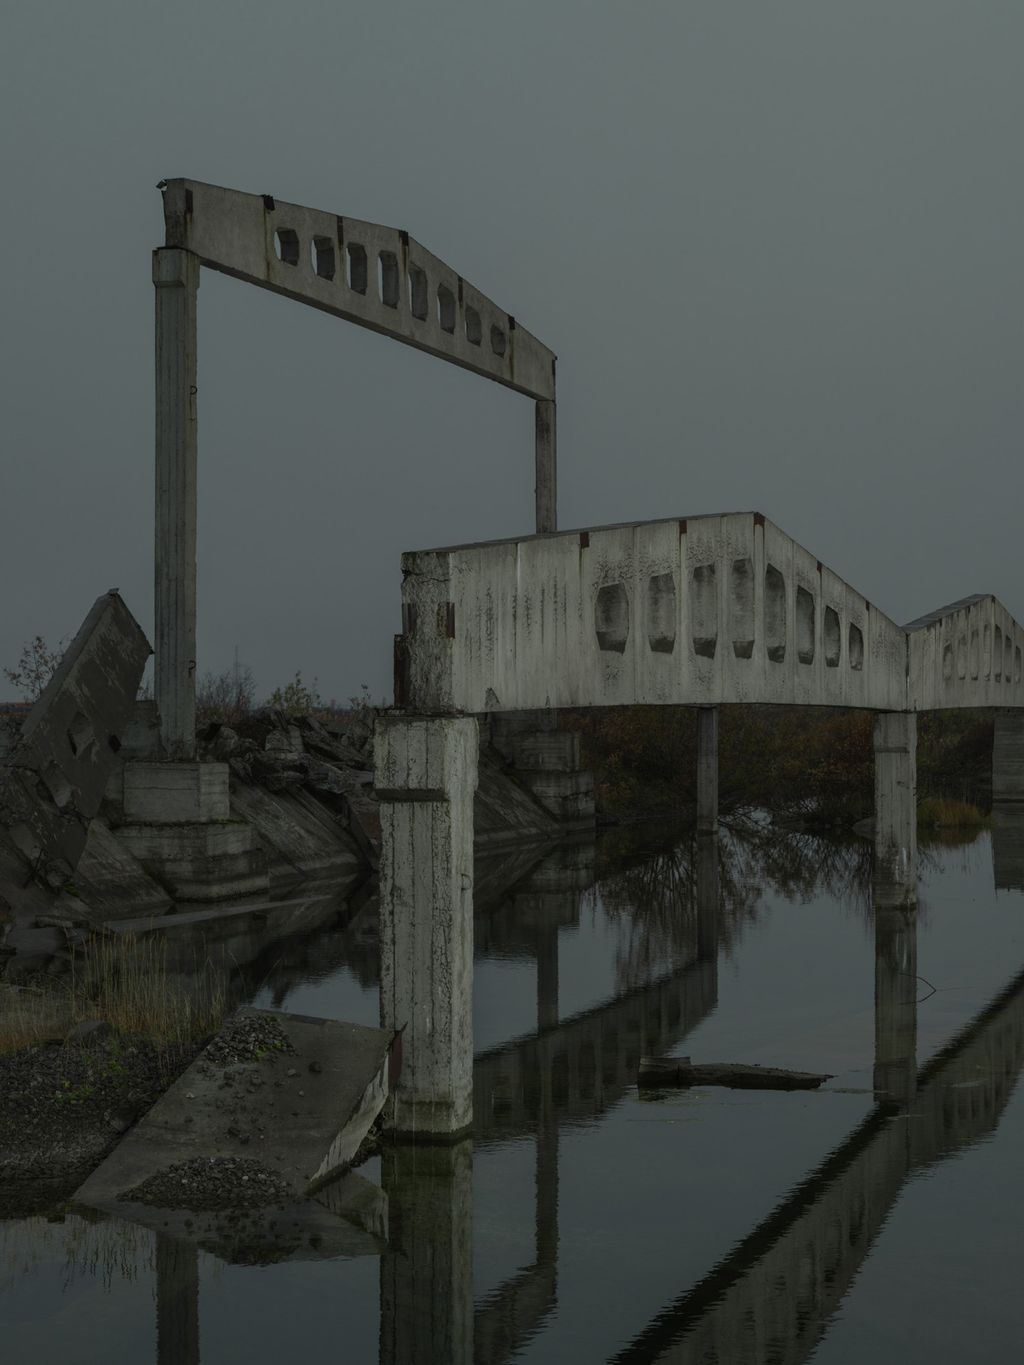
942, 630, 1022, 683
596, 566, 865, 671
273, 228, 509, 358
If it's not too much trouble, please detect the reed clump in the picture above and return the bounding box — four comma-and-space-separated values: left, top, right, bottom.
0, 933, 227, 1057
917, 797, 987, 829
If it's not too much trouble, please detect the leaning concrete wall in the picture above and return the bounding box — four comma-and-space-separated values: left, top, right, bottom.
396, 513, 907, 714
0, 592, 150, 889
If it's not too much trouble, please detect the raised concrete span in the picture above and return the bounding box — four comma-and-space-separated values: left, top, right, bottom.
381, 511, 1024, 1133
394, 513, 1024, 715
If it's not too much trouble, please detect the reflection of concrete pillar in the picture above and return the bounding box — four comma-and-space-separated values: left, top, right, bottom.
536, 923, 559, 1032
696, 706, 719, 835
534, 399, 557, 533
873, 712, 917, 907
695, 836, 720, 963
156, 1234, 199, 1365
381, 1140, 473, 1365
153, 247, 200, 761
375, 715, 479, 1138
873, 907, 918, 1107
993, 710, 1024, 802
991, 802, 1024, 892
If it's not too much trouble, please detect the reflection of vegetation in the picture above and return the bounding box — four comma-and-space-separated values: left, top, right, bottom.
0, 1213, 150, 1292
594, 820, 874, 992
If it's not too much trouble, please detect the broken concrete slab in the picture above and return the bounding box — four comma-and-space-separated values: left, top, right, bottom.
0, 592, 150, 899
74, 1008, 397, 1225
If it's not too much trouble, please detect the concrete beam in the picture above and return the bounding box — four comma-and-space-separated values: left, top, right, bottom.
153, 247, 200, 760
375, 714, 479, 1138
873, 712, 917, 908
159, 179, 555, 402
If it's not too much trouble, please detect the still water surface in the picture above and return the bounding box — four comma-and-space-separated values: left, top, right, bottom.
3, 815, 1024, 1363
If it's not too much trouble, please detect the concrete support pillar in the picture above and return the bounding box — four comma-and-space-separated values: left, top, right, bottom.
696, 706, 719, 835
375, 714, 479, 1138
153, 247, 200, 761
156, 1235, 199, 1365
380, 1140, 474, 1365
873, 712, 917, 907
993, 710, 1024, 802
873, 907, 918, 1107
534, 398, 557, 533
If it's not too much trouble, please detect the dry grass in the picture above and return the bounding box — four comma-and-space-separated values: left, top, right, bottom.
0, 933, 227, 1057
917, 796, 987, 830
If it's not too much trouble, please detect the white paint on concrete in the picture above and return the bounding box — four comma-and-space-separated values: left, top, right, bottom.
375, 714, 478, 1138
873, 712, 917, 907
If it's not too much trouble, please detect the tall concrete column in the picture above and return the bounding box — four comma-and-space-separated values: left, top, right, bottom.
380, 1140, 474, 1365
696, 706, 719, 836
873, 906, 918, 1107
993, 709, 1024, 802
154, 247, 200, 760
534, 398, 557, 533
375, 714, 479, 1138
873, 712, 917, 907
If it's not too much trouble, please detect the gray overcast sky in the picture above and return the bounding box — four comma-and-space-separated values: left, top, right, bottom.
2, 1, 1021, 702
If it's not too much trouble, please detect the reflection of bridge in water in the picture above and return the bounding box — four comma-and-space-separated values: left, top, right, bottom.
137, 819, 1024, 1365
379, 818, 1024, 1365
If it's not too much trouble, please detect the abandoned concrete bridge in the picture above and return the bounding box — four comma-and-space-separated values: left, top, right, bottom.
134, 177, 1024, 1140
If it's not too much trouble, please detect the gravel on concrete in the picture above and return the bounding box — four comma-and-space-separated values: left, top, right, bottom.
121, 1155, 294, 1211
203, 1012, 294, 1067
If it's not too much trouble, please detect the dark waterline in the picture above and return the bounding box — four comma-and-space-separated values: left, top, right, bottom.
3, 815, 1024, 1363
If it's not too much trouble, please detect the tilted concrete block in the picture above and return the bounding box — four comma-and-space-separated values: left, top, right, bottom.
0, 591, 150, 891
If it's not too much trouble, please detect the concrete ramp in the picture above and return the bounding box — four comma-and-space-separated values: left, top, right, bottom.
74, 1008, 397, 1262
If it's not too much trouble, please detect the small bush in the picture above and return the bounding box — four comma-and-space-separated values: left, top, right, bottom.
917, 797, 986, 829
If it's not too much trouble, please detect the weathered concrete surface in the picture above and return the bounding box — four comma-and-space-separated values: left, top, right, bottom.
907, 594, 1024, 711
72, 818, 174, 920
396, 513, 907, 714
0, 592, 150, 903
991, 803, 1024, 891
123, 761, 229, 823
154, 247, 200, 761
74, 1008, 395, 1252
375, 715, 478, 1138
487, 713, 595, 829
873, 713, 918, 908
159, 179, 556, 403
